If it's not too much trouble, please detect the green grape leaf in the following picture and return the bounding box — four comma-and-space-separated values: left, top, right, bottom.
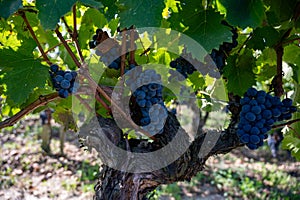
0, 40, 49, 106
247, 27, 280, 50
100, 0, 119, 20
284, 44, 300, 83
282, 134, 300, 161
79, 0, 103, 8
289, 64, 300, 84
256, 48, 277, 81
0, 0, 22, 19
219, 0, 265, 28
256, 64, 276, 82
223, 49, 256, 96
188, 72, 206, 91
264, 0, 298, 25
36, 0, 77, 30
169, 2, 232, 52
118, 0, 165, 28
284, 44, 300, 67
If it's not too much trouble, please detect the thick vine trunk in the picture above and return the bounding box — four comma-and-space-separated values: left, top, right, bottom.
79, 113, 241, 200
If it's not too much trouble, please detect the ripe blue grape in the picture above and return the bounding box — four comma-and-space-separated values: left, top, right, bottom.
245, 112, 256, 121
59, 89, 68, 98
55, 75, 64, 83
61, 80, 71, 89
250, 135, 260, 144
250, 127, 260, 135
251, 106, 261, 114
246, 88, 257, 97
50, 64, 59, 73
262, 110, 272, 119
240, 134, 250, 143
64, 72, 73, 81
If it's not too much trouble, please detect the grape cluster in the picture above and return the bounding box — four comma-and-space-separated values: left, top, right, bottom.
126, 66, 167, 135
88, 28, 103, 49
169, 22, 238, 81
49, 64, 78, 98
89, 28, 121, 70
210, 27, 238, 72
237, 88, 297, 150
169, 52, 196, 80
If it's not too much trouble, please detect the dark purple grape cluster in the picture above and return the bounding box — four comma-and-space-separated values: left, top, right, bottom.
169, 22, 238, 80
169, 55, 196, 80
126, 66, 167, 136
210, 25, 238, 72
89, 29, 121, 70
49, 64, 78, 98
88, 28, 103, 49
237, 88, 297, 150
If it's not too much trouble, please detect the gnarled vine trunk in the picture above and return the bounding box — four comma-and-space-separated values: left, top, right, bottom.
79, 112, 241, 200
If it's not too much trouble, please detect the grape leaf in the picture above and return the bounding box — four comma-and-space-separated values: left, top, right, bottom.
284, 44, 300, 67
36, 0, 77, 30
284, 44, 300, 83
169, 2, 232, 52
282, 134, 300, 161
99, 0, 119, 20
264, 0, 298, 24
256, 48, 277, 81
0, 40, 49, 106
223, 49, 256, 96
118, 0, 165, 28
247, 27, 280, 50
0, 0, 22, 19
219, 0, 265, 28
79, 0, 103, 8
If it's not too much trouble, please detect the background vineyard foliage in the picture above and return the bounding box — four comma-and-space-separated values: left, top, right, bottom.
0, 0, 299, 158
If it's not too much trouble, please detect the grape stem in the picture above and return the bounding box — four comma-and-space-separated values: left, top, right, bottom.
55, 28, 82, 68
0, 93, 60, 129
72, 4, 85, 63
129, 28, 136, 64
120, 30, 127, 76
75, 95, 93, 112
38, 40, 72, 59
19, 11, 52, 65
272, 118, 300, 129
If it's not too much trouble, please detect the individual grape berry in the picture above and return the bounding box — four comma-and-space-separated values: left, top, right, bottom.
246, 143, 258, 150
250, 135, 260, 144
64, 72, 73, 81
54, 75, 64, 83
262, 109, 272, 119
245, 112, 256, 121
282, 98, 293, 107
59, 89, 68, 98
50, 64, 59, 73
250, 127, 260, 135
61, 80, 71, 89
246, 87, 257, 97
251, 106, 261, 114
240, 134, 250, 143
237, 129, 245, 136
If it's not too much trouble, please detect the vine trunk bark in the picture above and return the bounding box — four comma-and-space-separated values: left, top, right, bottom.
79, 113, 241, 200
